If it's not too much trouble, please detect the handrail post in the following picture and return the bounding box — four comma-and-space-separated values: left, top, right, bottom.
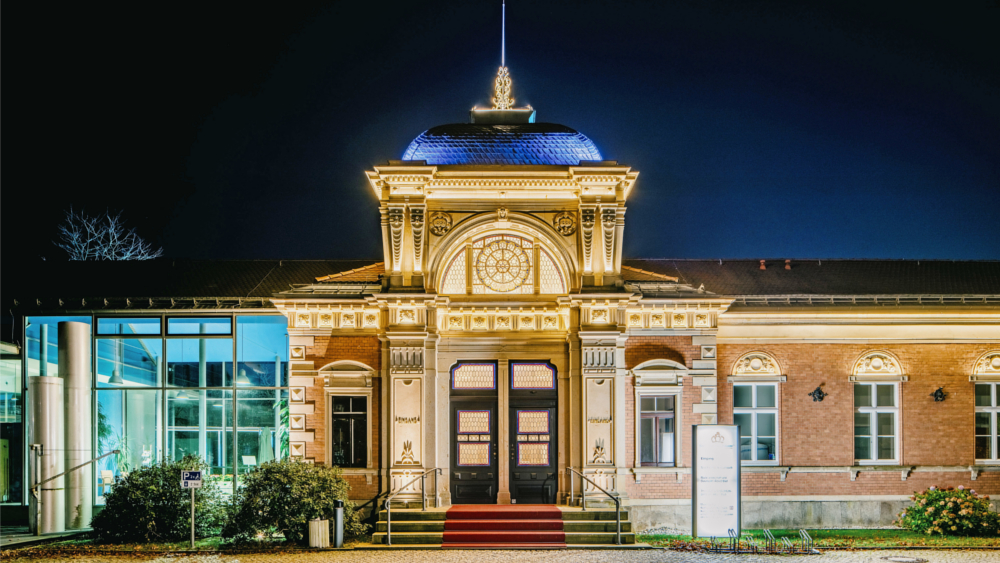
421, 472, 427, 511
385, 499, 391, 546
615, 497, 621, 545
568, 468, 574, 507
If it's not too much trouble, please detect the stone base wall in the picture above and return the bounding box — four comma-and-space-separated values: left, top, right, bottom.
629, 497, 1000, 532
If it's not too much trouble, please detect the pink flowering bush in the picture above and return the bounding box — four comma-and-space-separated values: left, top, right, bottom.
895, 486, 1000, 536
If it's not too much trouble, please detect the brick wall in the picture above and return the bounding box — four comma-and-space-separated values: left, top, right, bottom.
717, 343, 995, 468
302, 335, 382, 501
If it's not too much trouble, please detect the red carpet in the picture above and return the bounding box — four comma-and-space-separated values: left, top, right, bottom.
442, 505, 566, 548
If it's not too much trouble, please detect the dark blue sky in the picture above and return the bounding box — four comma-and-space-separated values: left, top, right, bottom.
4, 1, 998, 263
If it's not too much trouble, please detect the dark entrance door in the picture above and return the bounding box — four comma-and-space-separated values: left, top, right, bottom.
508, 361, 558, 504
449, 361, 499, 504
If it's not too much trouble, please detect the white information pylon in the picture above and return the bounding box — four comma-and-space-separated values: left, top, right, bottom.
691, 425, 741, 538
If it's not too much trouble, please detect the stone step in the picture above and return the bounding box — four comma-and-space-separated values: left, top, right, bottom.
377, 509, 628, 522
375, 519, 631, 533
370, 531, 637, 545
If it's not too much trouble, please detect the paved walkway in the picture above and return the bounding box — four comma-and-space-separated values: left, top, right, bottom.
4, 550, 998, 562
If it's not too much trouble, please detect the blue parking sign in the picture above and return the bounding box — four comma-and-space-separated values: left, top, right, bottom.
181, 471, 203, 488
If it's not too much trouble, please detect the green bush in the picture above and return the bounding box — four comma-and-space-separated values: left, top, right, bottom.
222, 458, 368, 544
91, 456, 225, 543
896, 486, 1000, 536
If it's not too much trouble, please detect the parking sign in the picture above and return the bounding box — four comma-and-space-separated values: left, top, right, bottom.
181, 470, 203, 488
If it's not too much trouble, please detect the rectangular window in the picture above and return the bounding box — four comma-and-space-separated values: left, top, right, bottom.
854, 382, 899, 463
166, 338, 233, 387
97, 317, 161, 336
639, 396, 675, 466
732, 383, 778, 464
330, 395, 367, 468
975, 383, 1000, 461
167, 318, 232, 335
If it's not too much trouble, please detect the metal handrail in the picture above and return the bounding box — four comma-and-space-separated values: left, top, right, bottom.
565, 467, 621, 545
383, 468, 441, 546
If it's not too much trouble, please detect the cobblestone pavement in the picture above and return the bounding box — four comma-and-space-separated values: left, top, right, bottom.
6, 550, 999, 563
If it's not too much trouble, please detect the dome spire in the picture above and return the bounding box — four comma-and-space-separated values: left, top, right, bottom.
493, 1, 513, 110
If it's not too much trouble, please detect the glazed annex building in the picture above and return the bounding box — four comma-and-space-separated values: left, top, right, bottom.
3, 78, 1000, 532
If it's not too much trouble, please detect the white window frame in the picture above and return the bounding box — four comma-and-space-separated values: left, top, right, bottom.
320, 362, 376, 478
853, 382, 900, 465
975, 382, 1000, 464
631, 359, 686, 472
732, 382, 779, 466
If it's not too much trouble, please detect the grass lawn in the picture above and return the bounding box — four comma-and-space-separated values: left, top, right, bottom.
6, 536, 367, 555
639, 529, 1000, 548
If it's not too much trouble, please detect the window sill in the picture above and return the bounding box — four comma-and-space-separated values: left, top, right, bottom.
631, 466, 688, 483
740, 461, 781, 468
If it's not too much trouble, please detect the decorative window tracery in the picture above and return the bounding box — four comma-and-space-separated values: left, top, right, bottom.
437, 233, 567, 295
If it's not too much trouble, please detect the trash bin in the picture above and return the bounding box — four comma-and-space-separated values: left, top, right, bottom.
333, 500, 344, 548
309, 518, 330, 548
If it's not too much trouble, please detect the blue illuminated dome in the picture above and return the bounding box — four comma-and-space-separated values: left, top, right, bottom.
402, 123, 603, 166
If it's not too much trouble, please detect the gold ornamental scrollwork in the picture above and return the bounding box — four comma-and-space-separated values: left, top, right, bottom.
553, 211, 577, 236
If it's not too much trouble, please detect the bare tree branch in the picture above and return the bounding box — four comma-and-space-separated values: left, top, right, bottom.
56, 208, 164, 261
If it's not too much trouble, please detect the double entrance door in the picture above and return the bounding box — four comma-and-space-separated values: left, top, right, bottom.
449, 361, 558, 505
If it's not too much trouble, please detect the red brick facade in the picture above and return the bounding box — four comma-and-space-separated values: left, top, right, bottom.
622, 337, 1000, 499
302, 335, 383, 501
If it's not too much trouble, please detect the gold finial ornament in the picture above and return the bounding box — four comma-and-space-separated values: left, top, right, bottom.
493, 66, 513, 110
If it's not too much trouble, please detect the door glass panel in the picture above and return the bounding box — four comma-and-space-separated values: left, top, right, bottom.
517, 443, 549, 466
458, 443, 490, 466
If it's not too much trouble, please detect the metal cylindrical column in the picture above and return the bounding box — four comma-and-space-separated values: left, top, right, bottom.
198, 325, 207, 461
39, 324, 49, 376
30, 376, 65, 533
60, 321, 92, 529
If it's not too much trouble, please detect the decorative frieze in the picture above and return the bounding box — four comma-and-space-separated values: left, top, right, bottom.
438, 307, 569, 332
390, 347, 424, 374
582, 346, 616, 374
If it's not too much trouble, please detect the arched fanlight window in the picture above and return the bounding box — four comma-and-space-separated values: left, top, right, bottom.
439, 233, 566, 295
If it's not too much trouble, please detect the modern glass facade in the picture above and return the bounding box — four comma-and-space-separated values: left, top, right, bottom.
7, 313, 289, 506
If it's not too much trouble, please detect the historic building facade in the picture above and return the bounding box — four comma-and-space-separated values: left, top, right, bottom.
3, 72, 1000, 531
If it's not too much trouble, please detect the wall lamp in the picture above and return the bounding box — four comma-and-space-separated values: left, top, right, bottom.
808, 386, 828, 402
931, 387, 946, 402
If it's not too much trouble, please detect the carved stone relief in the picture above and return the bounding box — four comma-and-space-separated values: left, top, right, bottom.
388, 207, 405, 271
410, 207, 425, 273
671, 313, 687, 328
586, 378, 613, 466
733, 352, 779, 375
601, 208, 616, 273
853, 351, 900, 376
393, 378, 422, 466
973, 352, 1000, 375
429, 212, 452, 236
553, 211, 577, 235
581, 208, 596, 273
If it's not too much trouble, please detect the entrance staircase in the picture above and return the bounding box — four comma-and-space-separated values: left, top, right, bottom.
371, 504, 635, 548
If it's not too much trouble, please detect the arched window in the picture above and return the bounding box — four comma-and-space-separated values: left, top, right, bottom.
439, 234, 567, 295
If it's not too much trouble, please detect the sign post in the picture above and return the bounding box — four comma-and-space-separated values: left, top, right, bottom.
181, 471, 202, 548
691, 425, 740, 538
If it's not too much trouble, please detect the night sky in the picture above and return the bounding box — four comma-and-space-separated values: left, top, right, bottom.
3, 1, 998, 265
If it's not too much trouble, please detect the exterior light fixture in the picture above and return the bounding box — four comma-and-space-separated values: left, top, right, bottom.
108, 368, 125, 386
931, 387, 946, 402
236, 368, 253, 386
808, 386, 827, 402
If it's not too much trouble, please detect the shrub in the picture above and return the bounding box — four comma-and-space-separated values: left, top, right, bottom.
222, 459, 368, 544
91, 456, 225, 543
895, 486, 1000, 536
